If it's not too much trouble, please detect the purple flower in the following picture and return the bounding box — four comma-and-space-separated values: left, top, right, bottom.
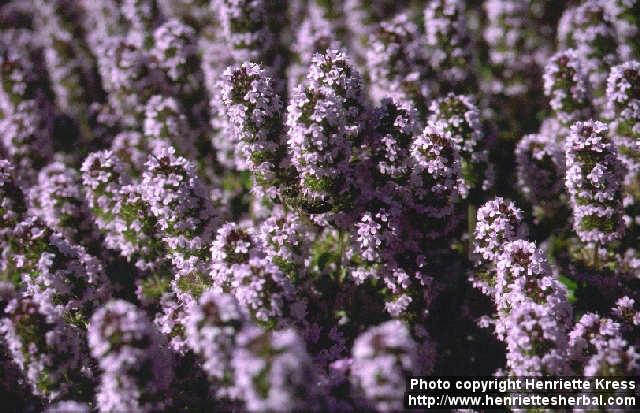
232, 325, 315, 411
110, 130, 150, 178
565, 120, 625, 244
34, 0, 98, 121
121, 0, 159, 48
351, 320, 427, 412
1, 295, 89, 400
408, 121, 465, 236
344, 0, 404, 58
568, 313, 623, 367
97, 36, 162, 128
289, 5, 340, 94
213, 0, 283, 75
503, 300, 570, 376
428, 94, 492, 193
484, 0, 541, 97
185, 289, 245, 397
143, 94, 197, 159
368, 99, 417, 187
88, 300, 173, 412
472, 197, 527, 294
12, 216, 111, 323
604, 0, 640, 61
583, 337, 640, 376
543, 49, 592, 128
607, 61, 640, 188
29, 161, 101, 248
365, 13, 430, 115
558, 1, 619, 111
211, 221, 296, 325
494, 240, 572, 340
81, 150, 171, 277
515, 133, 565, 208
45, 401, 89, 413
286, 49, 366, 215
0, 100, 52, 186
257, 209, 312, 277
0, 37, 49, 115
424, 0, 475, 92
612, 296, 640, 328
140, 146, 222, 300
0, 160, 27, 242
219, 62, 288, 195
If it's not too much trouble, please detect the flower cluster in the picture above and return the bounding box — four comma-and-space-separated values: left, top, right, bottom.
140, 146, 221, 299
34, 0, 98, 124
3, 0, 640, 410
483, 0, 541, 97
472, 197, 527, 294
110, 130, 150, 177
122, 0, 160, 48
289, 5, 340, 95
257, 209, 312, 278
45, 401, 90, 413
408, 121, 465, 237
568, 313, 639, 376
515, 133, 565, 208
1, 295, 89, 401
210, 222, 295, 325
11, 216, 111, 324
213, 0, 282, 75
232, 325, 315, 411
151, 20, 199, 96
607, 61, 640, 189
81, 150, 172, 280
474, 198, 527, 264
428, 94, 491, 195
185, 290, 244, 396
368, 99, 417, 187
350, 320, 427, 412
365, 13, 430, 116
144, 95, 198, 159
494, 240, 571, 337
612, 296, 640, 328
219, 63, 288, 195
0, 100, 53, 186
607, 61, 640, 137
559, 1, 619, 111
97, 37, 159, 128
605, 0, 640, 61
344, 0, 403, 55
286, 49, 365, 215
0, 160, 28, 277
88, 300, 173, 412
424, 0, 475, 93
503, 300, 570, 376
29, 162, 102, 250
565, 120, 625, 245
0, 33, 50, 117
543, 49, 592, 129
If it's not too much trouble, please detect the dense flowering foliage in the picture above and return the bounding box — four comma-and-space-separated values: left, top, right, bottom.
88, 300, 173, 412
543, 49, 593, 129
423, 0, 475, 94
366, 13, 430, 116
1, 1, 640, 411
515, 133, 565, 209
559, 1, 619, 111
565, 120, 625, 245
350, 320, 425, 412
